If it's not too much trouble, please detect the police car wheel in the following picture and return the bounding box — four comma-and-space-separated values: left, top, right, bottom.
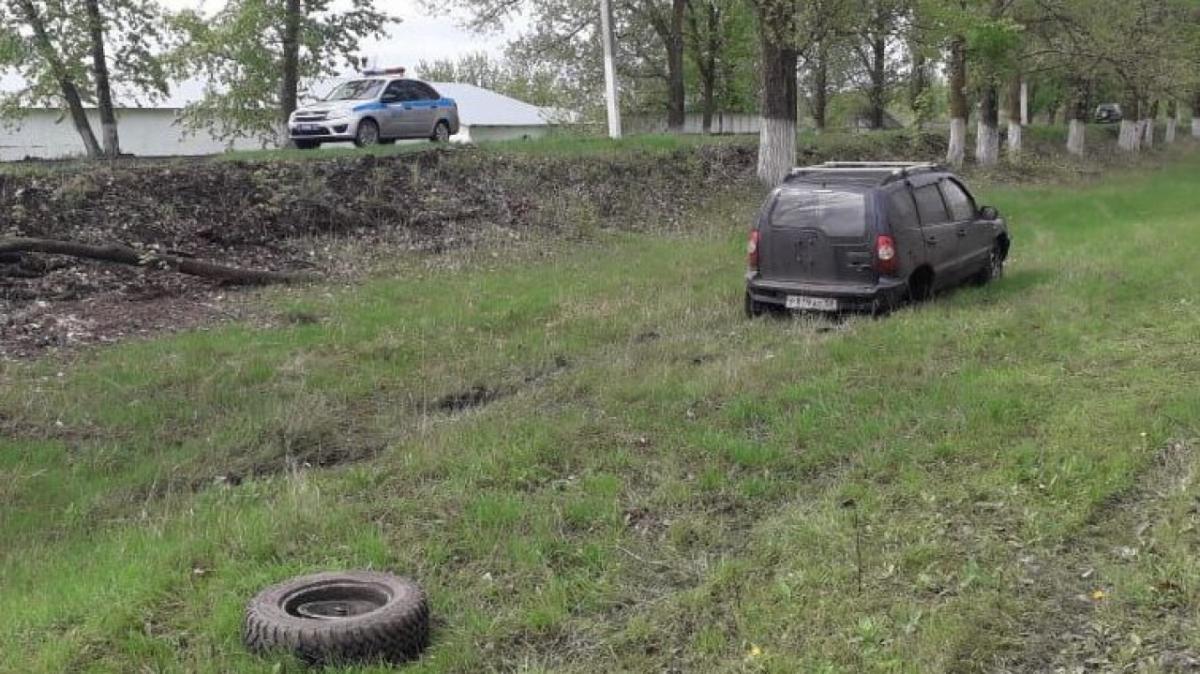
354, 120, 380, 148
431, 122, 450, 143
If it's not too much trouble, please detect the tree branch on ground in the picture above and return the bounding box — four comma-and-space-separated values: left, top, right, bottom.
0, 238, 317, 286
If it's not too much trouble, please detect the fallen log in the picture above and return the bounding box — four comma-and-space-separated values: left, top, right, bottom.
0, 238, 317, 286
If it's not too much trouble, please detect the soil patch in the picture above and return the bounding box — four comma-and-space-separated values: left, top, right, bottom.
0, 134, 950, 359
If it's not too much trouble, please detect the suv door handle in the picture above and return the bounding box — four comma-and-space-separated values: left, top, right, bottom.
957, 227, 967, 237
925, 236, 938, 245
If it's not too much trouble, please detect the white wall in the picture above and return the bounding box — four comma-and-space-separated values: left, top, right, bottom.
625, 112, 760, 135
462, 125, 551, 143
0, 108, 265, 161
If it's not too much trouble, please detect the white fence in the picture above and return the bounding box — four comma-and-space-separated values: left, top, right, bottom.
625, 112, 760, 135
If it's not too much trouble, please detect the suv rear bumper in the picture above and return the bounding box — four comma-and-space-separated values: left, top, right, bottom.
746, 275, 908, 312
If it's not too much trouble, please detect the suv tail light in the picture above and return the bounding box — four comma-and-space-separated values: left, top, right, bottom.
874, 234, 897, 275
747, 229, 761, 271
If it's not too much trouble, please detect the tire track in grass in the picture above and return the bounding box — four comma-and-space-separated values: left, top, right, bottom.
988, 438, 1199, 673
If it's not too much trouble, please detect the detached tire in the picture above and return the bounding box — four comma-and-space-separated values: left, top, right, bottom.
243, 570, 429, 666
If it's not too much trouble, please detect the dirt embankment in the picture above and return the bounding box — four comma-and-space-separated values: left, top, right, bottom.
0, 135, 947, 358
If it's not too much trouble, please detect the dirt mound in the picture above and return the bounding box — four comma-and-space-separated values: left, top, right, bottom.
0, 134, 945, 358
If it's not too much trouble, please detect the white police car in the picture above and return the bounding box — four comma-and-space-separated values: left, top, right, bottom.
288, 68, 461, 149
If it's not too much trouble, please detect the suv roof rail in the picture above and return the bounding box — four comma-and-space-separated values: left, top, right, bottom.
785, 161, 944, 186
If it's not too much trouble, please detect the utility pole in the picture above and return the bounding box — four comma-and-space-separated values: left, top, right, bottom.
599, 0, 622, 139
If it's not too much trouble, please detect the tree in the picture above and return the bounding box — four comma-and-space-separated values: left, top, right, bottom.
967, 2, 1021, 166
628, 0, 688, 130
685, 0, 753, 132
84, 0, 118, 156
945, 32, 967, 166
171, 0, 394, 144
0, 0, 167, 158
754, 0, 800, 185
1194, 90, 1200, 139
852, 0, 907, 130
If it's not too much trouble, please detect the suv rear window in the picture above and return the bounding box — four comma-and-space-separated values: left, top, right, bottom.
770, 187, 867, 237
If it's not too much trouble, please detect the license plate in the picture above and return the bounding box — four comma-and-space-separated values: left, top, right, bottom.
786, 295, 838, 312
298, 124, 320, 132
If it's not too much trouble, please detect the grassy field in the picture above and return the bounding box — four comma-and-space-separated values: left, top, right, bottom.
2, 152, 1200, 672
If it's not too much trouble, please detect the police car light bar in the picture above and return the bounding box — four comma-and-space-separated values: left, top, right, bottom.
362, 66, 406, 76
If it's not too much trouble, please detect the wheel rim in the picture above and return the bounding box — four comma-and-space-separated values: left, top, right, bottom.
283, 581, 391, 621
359, 123, 379, 146
436, 124, 449, 142
989, 250, 1003, 279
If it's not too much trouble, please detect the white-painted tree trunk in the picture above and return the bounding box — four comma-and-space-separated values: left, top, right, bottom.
1067, 119, 1086, 156
946, 118, 966, 168
1166, 117, 1177, 144
1141, 119, 1154, 149
1020, 81, 1029, 125
975, 120, 999, 166
757, 117, 796, 186
1118, 120, 1141, 152
1006, 120, 1022, 157
1193, 118, 1200, 139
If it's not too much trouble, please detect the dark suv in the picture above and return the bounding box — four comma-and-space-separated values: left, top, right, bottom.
745, 162, 1010, 316
1094, 103, 1123, 124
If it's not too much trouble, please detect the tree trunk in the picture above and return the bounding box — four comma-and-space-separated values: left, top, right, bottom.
1165, 99, 1177, 144
946, 35, 967, 168
666, 0, 687, 132
0, 239, 316, 285
756, 1, 798, 186
700, 67, 715, 133
701, 3, 718, 134
868, 35, 886, 129
1141, 100, 1157, 149
685, 0, 721, 134
1118, 91, 1140, 152
811, 42, 829, 132
1020, 79, 1029, 125
1193, 93, 1200, 138
909, 43, 929, 127
279, 0, 302, 147
975, 83, 999, 166
1005, 75, 1022, 158
84, 0, 119, 157
14, 0, 102, 158
1066, 80, 1088, 156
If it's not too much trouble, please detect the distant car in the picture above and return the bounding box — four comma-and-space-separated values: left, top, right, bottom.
745, 162, 1010, 316
1094, 103, 1123, 124
288, 68, 460, 149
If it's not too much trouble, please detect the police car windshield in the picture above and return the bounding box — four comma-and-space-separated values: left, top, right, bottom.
323, 80, 383, 101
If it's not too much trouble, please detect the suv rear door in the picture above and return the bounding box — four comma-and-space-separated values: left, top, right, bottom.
911, 180, 960, 286
758, 184, 876, 286
884, 184, 925, 278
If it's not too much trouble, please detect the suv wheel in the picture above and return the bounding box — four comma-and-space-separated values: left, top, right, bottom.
431, 121, 451, 143
744, 292, 766, 319
354, 119, 380, 148
974, 245, 1005, 285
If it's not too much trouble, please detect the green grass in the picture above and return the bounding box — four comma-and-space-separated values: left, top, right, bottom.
3, 153, 1200, 672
